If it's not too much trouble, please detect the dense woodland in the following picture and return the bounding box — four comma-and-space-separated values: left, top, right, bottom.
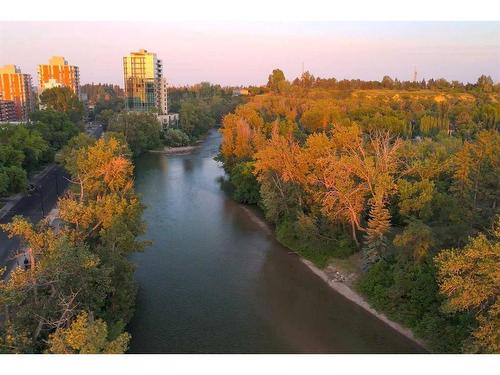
1, 72, 497, 353
0, 85, 146, 353
218, 70, 499, 353
0, 131, 145, 353
165, 83, 243, 146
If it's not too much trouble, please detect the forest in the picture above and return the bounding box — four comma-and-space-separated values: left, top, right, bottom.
218, 70, 499, 353
0, 132, 145, 353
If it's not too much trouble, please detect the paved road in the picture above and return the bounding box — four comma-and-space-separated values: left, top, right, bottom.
0, 165, 70, 274
0, 123, 104, 277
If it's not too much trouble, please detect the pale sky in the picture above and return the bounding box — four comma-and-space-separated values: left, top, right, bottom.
0, 22, 498, 87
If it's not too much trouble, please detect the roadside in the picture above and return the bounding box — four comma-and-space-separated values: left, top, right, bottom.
0, 164, 69, 278
0, 123, 101, 279
0, 163, 60, 221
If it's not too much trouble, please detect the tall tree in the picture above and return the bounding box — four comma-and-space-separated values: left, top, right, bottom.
39, 87, 84, 122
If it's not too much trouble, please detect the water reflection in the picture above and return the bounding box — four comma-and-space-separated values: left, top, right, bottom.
128, 129, 424, 354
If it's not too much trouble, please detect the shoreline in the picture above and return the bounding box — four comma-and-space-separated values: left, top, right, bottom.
300, 258, 428, 351
149, 145, 198, 155
239, 203, 428, 352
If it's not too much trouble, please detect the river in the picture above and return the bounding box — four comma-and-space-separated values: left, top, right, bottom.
128, 129, 424, 353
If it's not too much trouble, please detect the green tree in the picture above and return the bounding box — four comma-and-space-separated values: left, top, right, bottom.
179, 98, 214, 139
163, 128, 190, 147
267, 69, 287, 93
0, 125, 49, 171
476, 75, 494, 93
30, 110, 79, 151
39, 87, 84, 122
229, 161, 261, 204
108, 112, 162, 156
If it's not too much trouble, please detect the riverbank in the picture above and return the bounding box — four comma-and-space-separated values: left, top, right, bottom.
300, 259, 428, 350
149, 145, 199, 155
239, 203, 428, 352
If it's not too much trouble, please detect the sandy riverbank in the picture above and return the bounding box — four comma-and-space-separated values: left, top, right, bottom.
300, 258, 428, 351
149, 145, 198, 155
240, 203, 428, 351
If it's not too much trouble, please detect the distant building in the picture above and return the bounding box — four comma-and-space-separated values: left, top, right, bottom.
0, 100, 17, 122
158, 113, 179, 129
37, 56, 80, 97
232, 88, 249, 96
0, 65, 34, 121
123, 49, 168, 114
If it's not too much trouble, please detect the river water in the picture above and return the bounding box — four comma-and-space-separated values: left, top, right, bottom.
128, 129, 424, 353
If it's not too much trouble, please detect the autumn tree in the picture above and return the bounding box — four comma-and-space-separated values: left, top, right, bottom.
47, 311, 130, 354
435, 217, 500, 353
0, 134, 146, 353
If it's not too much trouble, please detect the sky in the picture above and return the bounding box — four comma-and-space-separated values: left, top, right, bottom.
0, 21, 499, 87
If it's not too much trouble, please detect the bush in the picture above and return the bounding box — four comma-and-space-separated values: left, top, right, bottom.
163, 128, 190, 147
357, 256, 473, 352
229, 162, 260, 204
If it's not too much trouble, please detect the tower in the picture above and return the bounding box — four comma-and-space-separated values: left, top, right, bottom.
123, 49, 167, 114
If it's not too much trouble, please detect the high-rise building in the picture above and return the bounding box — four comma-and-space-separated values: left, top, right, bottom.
0, 100, 17, 122
123, 49, 168, 114
0, 65, 34, 121
37, 56, 80, 97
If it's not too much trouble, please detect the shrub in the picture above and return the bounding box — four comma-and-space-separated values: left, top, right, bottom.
163, 128, 191, 147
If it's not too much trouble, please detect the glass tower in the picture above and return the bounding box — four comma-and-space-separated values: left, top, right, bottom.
123, 49, 167, 114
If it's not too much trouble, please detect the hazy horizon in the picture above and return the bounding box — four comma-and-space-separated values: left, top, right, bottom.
0, 21, 499, 87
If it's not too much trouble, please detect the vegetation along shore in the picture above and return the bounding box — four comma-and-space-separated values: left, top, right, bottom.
218, 70, 499, 354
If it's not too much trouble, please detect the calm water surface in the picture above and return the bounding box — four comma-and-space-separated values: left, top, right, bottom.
128, 129, 424, 353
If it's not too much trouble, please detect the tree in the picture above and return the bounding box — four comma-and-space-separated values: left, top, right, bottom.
179, 98, 214, 139
0, 125, 49, 172
47, 312, 130, 354
30, 110, 79, 151
393, 219, 436, 260
56, 133, 96, 176
363, 197, 391, 268
229, 161, 260, 204
435, 218, 500, 353
0, 134, 146, 353
163, 128, 190, 147
267, 69, 287, 93
39, 87, 83, 122
477, 75, 494, 93
382, 75, 394, 89
96, 109, 116, 130
108, 112, 162, 156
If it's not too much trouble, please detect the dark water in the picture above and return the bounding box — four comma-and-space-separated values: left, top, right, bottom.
128, 129, 424, 354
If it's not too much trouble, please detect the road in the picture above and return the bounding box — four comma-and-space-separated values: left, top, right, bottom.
0, 165, 69, 274
0, 123, 102, 277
